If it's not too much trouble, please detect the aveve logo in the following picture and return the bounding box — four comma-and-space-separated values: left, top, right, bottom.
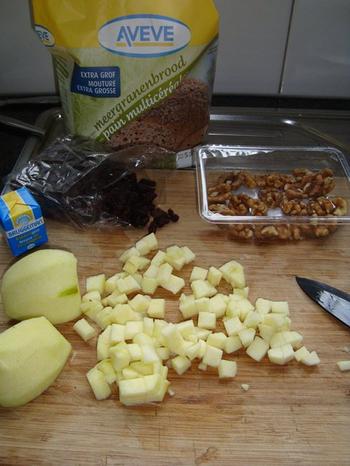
98, 14, 191, 58
34, 25, 55, 47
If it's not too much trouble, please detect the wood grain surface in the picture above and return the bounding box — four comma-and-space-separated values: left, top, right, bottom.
0, 171, 349, 466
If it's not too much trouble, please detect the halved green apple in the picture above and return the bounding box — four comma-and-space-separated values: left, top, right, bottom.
1, 249, 81, 324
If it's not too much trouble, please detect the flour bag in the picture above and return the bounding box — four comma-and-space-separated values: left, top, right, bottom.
32, 0, 219, 152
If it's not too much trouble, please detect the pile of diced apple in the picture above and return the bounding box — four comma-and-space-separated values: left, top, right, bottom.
73, 233, 320, 406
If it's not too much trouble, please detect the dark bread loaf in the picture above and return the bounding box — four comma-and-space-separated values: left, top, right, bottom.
109, 78, 209, 152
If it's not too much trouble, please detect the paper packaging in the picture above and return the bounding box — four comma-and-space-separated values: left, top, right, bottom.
31, 0, 219, 152
0, 187, 48, 256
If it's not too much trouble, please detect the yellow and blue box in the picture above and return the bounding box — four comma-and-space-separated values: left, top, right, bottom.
0, 187, 48, 256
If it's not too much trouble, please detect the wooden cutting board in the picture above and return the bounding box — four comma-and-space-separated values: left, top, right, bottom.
0, 171, 349, 466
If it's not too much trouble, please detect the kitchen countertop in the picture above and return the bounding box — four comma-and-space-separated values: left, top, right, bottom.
1, 101, 350, 190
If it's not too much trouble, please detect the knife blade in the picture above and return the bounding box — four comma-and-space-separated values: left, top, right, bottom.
296, 276, 350, 329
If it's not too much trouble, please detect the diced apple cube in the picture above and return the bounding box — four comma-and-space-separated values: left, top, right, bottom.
141, 277, 158, 295
268, 344, 294, 365
206, 332, 227, 350
73, 318, 97, 342
209, 295, 227, 318
156, 347, 170, 360
203, 344, 223, 368
157, 263, 173, 284
97, 334, 110, 361
181, 246, 196, 264
161, 275, 185, 295
258, 324, 276, 344
123, 276, 142, 295
147, 299, 165, 319
196, 328, 212, 341
86, 368, 111, 400
142, 317, 154, 337
337, 360, 350, 372
162, 324, 186, 356
224, 316, 243, 336
118, 377, 148, 405
106, 291, 128, 307
198, 311, 216, 330
133, 332, 154, 346
165, 246, 186, 271
104, 273, 124, 294
123, 256, 150, 275
195, 297, 210, 313
129, 294, 150, 314
112, 304, 141, 325
255, 298, 271, 315
237, 299, 255, 320
144, 264, 160, 279
151, 250, 166, 266
126, 343, 142, 361
294, 346, 310, 362
225, 299, 241, 318
122, 368, 142, 379
110, 344, 131, 371
179, 294, 198, 319
129, 294, 151, 314
136, 233, 158, 255
263, 313, 287, 330
198, 339, 207, 358
177, 319, 195, 338
129, 361, 154, 376
270, 301, 289, 315
300, 350, 320, 366
95, 307, 114, 329
86, 274, 106, 294
191, 280, 217, 299
153, 320, 167, 345
141, 344, 160, 363
117, 275, 140, 294
110, 324, 125, 344
243, 311, 263, 329
96, 359, 116, 384
132, 273, 143, 286
207, 266, 222, 287
82, 291, 101, 303
172, 355, 191, 375
220, 260, 245, 288
224, 335, 242, 354
124, 321, 143, 340
185, 342, 201, 360
80, 300, 103, 320
238, 328, 256, 347
246, 336, 269, 362
190, 266, 208, 282
119, 247, 140, 263
233, 287, 249, 298
218, 360, 237, 379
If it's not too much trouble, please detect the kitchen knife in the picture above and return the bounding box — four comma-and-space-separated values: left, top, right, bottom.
296, 276, 350, 329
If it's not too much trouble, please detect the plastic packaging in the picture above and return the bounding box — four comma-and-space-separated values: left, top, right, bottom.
31, 0, 219, 151
196, 144, 350, 241
9, 136, 178, 230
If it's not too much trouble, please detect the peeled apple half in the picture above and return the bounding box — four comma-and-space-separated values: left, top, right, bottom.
0, 317, 71, 407
1, 249, 81, 324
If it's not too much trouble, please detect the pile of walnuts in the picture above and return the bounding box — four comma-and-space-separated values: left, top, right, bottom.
208, 168, 347, 241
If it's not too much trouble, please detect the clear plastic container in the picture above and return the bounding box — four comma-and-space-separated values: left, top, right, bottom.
195, 144, 350, 241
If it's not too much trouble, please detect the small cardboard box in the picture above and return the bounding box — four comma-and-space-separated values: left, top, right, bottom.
0, 187, 48, 256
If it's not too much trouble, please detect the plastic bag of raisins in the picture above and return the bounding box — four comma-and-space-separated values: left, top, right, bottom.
9, 135, 179, 232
